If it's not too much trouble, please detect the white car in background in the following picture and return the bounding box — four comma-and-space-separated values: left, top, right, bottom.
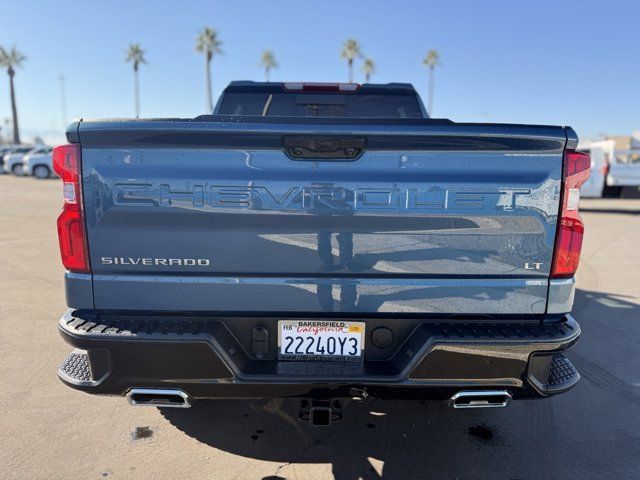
22, 147, 54, 179
2, 146, 34, 175
580, 139, 640, 197
0, 145, 16, 157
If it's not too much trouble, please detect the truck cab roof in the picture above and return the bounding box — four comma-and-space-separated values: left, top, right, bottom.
223, 81, 421, 94
213, 81, 429, 118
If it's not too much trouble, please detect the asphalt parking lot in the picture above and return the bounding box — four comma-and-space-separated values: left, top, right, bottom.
1, 175, 639, 480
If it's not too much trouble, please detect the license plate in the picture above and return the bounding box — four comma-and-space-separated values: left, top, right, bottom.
278, 320, 365, 361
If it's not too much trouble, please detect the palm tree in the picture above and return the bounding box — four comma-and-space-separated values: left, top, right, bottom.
259, 50, 278, 82
125, 43, 146, 118
0, 46, 26, 144
422, 49, 441, 116
196, 27, 223, 112
362, 58, 376, 83
341, 38, 362, 83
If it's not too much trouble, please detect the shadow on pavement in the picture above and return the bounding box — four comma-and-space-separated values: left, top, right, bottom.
572, 287, 639, 315
160, 398, 551, 479
158, 288, 640, 479
620, 187, 640, 199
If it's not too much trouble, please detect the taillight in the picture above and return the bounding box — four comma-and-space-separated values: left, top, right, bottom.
551, 150, 591, 278
53, 144, 90, 273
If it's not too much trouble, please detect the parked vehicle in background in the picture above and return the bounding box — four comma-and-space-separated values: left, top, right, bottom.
580, 139, 640, 197
55, 81, 588, 424
608, 149, 640, 195
22, 147, 53, 178
2, 146, 33, 175
0, 146, 13, 168
0, 145, 16, 157
577, 145, 607, 198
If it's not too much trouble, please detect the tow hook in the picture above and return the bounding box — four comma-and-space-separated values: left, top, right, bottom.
298, 398, 343, 426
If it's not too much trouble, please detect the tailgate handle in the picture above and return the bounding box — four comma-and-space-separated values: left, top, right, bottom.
284, 136, 365, 161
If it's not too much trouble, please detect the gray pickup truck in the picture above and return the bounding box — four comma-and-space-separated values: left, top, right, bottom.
56, 81, 589, 425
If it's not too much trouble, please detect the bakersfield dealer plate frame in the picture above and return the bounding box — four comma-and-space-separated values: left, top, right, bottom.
277, 320, 365, 362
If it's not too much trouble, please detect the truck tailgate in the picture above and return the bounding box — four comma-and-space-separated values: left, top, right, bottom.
77, 119, 567, 314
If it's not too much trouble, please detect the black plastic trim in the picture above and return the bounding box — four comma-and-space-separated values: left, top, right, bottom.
57, 310, 580, 399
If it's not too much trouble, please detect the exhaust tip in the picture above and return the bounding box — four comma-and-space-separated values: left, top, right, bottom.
126, 388, 191, 408
449, 390, 512, 409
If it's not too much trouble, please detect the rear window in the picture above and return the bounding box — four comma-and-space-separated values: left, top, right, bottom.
217, 92, 423, 118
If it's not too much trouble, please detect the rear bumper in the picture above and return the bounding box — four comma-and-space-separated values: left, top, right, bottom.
57, 309, 581, 400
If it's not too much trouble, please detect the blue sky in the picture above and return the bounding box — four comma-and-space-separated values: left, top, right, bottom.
1, 0, 638, 142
